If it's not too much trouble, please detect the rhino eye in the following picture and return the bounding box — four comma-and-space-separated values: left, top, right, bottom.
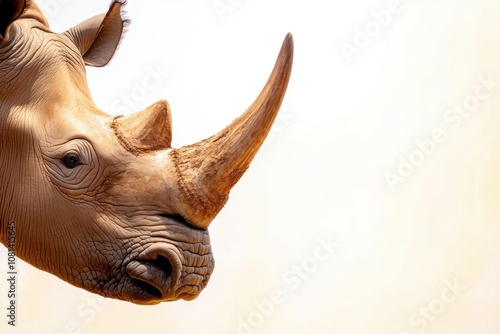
62, 153, 81, 169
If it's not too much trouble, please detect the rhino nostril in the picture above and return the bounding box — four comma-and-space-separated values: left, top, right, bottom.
130, 278, 163, 299
156, 254, 173, 279
126, 253, 174, 300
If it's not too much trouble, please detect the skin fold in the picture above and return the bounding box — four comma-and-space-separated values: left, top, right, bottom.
0, 0, 293, 304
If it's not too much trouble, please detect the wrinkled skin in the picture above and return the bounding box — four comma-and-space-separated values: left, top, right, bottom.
0, 0, 293, 304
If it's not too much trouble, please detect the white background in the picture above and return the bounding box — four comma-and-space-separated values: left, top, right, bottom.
2, 0, 500, 333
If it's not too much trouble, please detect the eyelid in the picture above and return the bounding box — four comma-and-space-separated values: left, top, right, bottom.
62, 150, 79, 157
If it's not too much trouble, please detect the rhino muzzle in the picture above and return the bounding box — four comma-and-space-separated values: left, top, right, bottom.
126, 239, 214, 304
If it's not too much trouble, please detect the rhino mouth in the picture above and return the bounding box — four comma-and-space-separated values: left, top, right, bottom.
121, 215, 214, 304
125, 245, 182, 304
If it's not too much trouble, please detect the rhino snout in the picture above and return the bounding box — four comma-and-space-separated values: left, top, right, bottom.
125, 235, 214, 304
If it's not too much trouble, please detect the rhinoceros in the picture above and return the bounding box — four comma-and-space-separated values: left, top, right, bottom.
0, 0, 293, 304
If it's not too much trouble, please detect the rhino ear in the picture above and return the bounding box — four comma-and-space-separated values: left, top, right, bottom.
63, 0, 129, 67
0, 0, 25, 41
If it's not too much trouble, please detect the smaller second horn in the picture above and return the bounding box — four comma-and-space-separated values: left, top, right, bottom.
112, 99, 173, 154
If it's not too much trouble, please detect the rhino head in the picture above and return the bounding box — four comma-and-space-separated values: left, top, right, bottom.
0, 0, 293, 304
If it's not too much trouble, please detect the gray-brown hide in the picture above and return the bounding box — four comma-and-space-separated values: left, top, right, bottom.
0, 0, 293, 304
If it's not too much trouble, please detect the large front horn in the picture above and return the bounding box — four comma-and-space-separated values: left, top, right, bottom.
170, 33, 294, 228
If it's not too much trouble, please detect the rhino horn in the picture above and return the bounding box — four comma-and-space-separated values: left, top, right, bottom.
113, 99, 173, 153
170, 33, 294, 228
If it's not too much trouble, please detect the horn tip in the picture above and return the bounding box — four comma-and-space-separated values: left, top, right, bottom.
283, 32, 294, 49
280, 33, 294, 64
